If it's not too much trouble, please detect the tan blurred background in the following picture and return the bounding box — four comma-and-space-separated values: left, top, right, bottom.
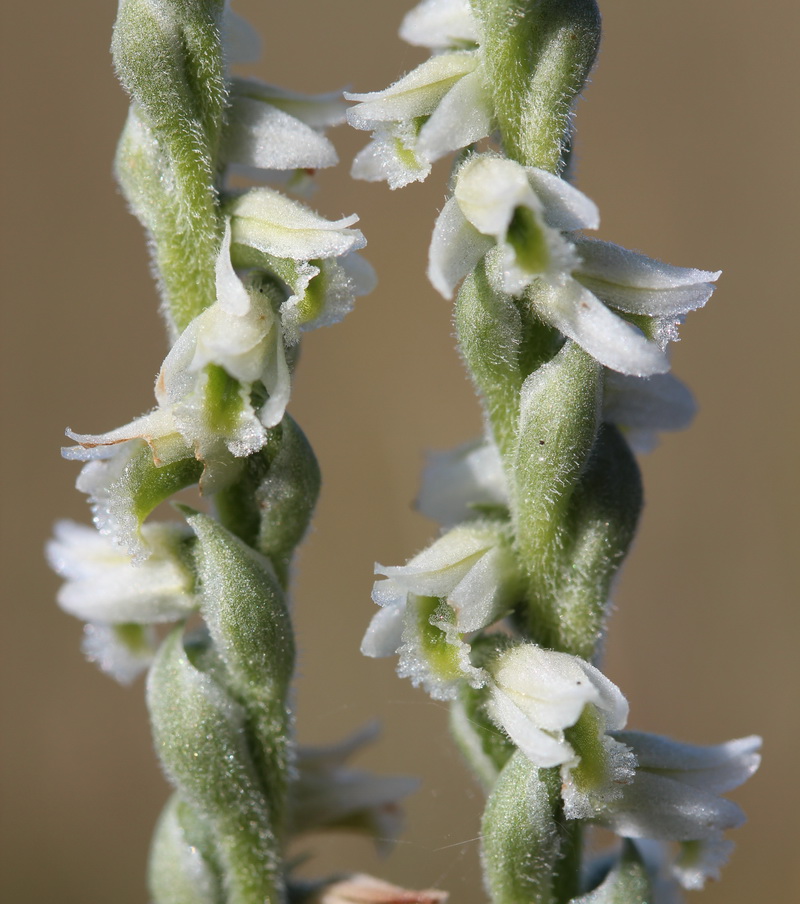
2, 1, 797, 901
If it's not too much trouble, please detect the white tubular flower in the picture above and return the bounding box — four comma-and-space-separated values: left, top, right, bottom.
598, 731, 762, 890
430, 154, 720, 376
487, 645, 635, 807
289, 723, 417, 853
47, 520, 196, 625
400, 0, 479, 50
362, 523, 522, 700
346, 50, 492, 189
308, 873, 448, 904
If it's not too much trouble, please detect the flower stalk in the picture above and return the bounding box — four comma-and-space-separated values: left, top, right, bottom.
355, 1, 759, 901
51, 2, 412, 901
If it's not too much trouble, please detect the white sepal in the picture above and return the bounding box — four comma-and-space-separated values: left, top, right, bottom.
604, 371, 696, 452
309, 873, 448, 904
428, 197, 492, 297
231, 78, 348, 128
415, 67, 493, 163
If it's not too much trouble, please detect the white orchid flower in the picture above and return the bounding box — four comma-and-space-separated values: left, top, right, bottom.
221, 4, 347, 185
47, 520, 196, 625
416, 436, 509, 527
430, 154, 720, 376
487, 644, 636, 810
290, 722, 417, 853
47, 520, 195, 684
65, 206, 371, 558
347, 51, 492, 189
65, 223, 288, 482
362, 523, 522, 699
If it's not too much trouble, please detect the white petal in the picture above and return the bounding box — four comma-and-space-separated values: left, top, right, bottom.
231, 77, 348, 128
223, 97, 338, 171
604, 371, 696, 431
345, 52, 477, 128
416, 437, 508, 526
488, 685, 577, 768
375, 525, 497, 597
526, 168, 600, 231
578, 276, 715, 318
491, 645, 604, 733
230, 187, 365, 259
64, 409, 181, 464
428, 197, 492, 298
674, 838, 734, 890
400, 0, 479, 49
576, 660, 630, 730
416, 68, 493, 163
448, 544, 517, 632
531, 279, 670, 376
257, 324, 291, 428
455, 155, 539, 237
574, 238, 721, 289
614, 732, 762, 794
215, 220, 251, 315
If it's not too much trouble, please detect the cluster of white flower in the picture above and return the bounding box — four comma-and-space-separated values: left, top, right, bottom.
54, 4, 374, 680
